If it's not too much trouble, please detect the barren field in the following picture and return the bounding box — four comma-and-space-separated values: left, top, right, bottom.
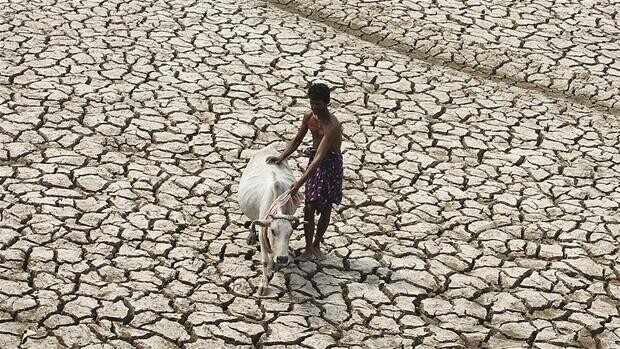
1, 0, 619, 348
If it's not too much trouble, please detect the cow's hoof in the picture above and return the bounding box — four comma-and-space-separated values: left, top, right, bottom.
247, 232, 258, 245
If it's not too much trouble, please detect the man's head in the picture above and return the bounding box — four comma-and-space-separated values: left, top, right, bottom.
308, 83, 330, 115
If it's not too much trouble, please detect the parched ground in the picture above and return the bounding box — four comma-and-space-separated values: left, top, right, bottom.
0, 0, 619, 348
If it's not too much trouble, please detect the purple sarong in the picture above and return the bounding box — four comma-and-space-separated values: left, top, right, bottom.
303, 147, 343, 212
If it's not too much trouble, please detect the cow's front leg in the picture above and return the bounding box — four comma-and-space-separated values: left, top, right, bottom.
257, 226, 272, 296
259, 260, 271, 296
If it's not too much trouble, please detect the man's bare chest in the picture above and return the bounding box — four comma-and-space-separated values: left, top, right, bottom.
308, 118, 326, 139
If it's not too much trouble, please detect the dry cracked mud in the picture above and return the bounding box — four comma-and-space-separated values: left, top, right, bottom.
0, 0, 619, 348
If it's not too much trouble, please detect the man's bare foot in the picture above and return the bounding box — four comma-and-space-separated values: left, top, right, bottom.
299, 249, 314, 261
313, 248, 326, 261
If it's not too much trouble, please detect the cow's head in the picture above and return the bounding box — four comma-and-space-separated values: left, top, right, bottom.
251, 215, 300, 266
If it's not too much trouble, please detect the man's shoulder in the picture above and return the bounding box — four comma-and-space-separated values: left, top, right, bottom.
328, 113, 342, 130
328, 111, 340, 121
302, 110, 313, 122
326, 121, 342, 140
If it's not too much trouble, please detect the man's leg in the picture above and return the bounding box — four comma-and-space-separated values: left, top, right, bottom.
312, 205, 332, 260
300, 203, 316, 260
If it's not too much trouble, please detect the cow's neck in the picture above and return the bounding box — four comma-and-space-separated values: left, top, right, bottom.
260, 186, 279, 219
260, 186, 293, 219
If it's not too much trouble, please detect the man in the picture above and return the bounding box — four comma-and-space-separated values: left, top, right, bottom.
266, 83, 343, 261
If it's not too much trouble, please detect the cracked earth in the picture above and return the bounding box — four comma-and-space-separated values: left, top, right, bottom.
1, 0, 619, 348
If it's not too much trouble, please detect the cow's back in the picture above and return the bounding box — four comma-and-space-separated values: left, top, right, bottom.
238, 145, 295, 220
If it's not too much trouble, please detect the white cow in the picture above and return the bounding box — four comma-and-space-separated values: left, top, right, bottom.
238, 144, 302, 295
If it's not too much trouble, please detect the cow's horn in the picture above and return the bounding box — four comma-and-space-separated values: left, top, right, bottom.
252, 219, 271, 228
270, 215, 301, 229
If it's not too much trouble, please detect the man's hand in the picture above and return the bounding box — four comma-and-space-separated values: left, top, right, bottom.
266, 156, 282, 164
289, 181, 301, 196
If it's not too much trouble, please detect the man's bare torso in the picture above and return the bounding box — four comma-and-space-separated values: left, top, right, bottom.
306, 111, 342, 152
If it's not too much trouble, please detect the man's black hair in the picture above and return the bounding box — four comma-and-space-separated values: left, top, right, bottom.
308, 83, 330, 103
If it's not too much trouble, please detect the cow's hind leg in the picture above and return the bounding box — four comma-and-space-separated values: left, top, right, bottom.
247, 231, 258, 246
244, 221, 258, 245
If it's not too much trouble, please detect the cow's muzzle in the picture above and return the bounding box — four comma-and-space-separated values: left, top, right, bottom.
276, 255, 289, 265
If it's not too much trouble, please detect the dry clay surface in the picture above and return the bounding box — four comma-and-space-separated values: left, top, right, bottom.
1, 0, 620, 348
269, 0, 620, 114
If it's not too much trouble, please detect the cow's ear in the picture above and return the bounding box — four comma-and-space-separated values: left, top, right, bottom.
293, 221, 308, 229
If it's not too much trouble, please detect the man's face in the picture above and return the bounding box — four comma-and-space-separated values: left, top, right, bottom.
309, 98, 328, 115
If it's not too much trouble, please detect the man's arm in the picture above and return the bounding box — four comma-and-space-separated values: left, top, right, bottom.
289, 126, 337, 193
267, 113, 310, 164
